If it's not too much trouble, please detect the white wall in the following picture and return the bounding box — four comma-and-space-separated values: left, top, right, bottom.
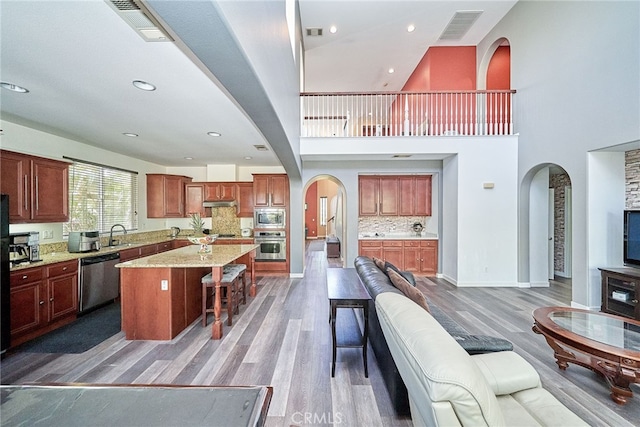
1, 120, 167, 241
529, 168, 550, 287
479, 0, 640, 306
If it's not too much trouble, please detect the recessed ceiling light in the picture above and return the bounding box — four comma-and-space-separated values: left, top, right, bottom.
184, 157, 193, 160
393, 154, 412, 158
207, 131, 221, 137
407, 24, 416, 33
329, 25, 337, 34
1, 82, 29, 93
123, 132, 138, 137
132, 80, 156, 91
244, 156, 253, 160
388, 68, 395, 74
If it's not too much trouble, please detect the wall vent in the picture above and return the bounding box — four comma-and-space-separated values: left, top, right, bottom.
106, 0, 173, 42
254, 145, 269, 151
439, 11, 483, 41
306, 28, 323, 37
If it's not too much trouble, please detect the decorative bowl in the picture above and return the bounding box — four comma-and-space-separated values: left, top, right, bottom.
187, 235, 217, 253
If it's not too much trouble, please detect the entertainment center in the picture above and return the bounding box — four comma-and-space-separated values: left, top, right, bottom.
600, 210, 640, 321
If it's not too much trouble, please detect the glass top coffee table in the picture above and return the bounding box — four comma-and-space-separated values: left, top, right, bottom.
532, 307, 640, 405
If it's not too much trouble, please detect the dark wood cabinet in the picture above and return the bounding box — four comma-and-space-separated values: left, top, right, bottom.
358, 239, 438, 276
360, 174, 432, 217
399, 175, 432, 216
235, 182, 254, 218
0, 150, 69, 223
600, 267, 640, 320
358, 175, 399, 216
205, 182, 236, 201
9, 260, 78, 347
253, 174, 288, 207
185, 183, 207, 217
147, 174, 192, 218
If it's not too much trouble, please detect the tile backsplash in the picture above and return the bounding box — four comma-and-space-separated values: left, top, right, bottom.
358, 216, 431, 234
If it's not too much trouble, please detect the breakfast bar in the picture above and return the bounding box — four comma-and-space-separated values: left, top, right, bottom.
116, 244, 258, 340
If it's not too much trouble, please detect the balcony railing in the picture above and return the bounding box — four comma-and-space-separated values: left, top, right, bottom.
301, 90, 515, 137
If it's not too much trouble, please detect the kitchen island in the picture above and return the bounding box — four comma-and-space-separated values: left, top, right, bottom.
116, 243, 258, 340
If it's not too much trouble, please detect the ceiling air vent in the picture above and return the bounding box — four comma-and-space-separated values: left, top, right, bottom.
106, 0, 173, 42
306, 27, 323, 37
253, 145, 269, 151
439, 11, 483, 41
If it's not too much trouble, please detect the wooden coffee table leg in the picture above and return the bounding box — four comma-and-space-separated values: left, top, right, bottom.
533, 325, 573, 369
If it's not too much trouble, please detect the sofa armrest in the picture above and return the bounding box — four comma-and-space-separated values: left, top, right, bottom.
471, 351, 541, 396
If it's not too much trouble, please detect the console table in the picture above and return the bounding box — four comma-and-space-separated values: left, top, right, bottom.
327, 268, 371, 377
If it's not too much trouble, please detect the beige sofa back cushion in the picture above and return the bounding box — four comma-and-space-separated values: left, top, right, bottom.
376, 292, 505, 426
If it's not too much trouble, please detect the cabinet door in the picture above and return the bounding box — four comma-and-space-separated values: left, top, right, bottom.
10, 267, 46, 337
398, 177, 415, 216
205, 183, 236, 201
358, 176, 379, 216
236, 182, 254, 217
253, 175, 270, 207
119, 247, 141, 262
414, 175, 432, 216
0, 150, 31, 221
163, 175, 186, 217
269, 175, 288, 207
31, 157, 69, 222
420, 241, 438, 276
382, 240, 403, 268
359, 241, 383, 259
48, 273, 78, 322
379, 177, 399, 216
403, 241, 421, 272
185, 184, 206, 216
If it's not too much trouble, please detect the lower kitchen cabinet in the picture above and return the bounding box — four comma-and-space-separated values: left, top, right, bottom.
358, 239, 438, 276
9, 260, 78, 347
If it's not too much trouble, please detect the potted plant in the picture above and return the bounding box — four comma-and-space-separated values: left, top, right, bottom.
188, 213, 215, 252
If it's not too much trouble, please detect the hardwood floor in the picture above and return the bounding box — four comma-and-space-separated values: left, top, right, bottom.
1, 243, 638, 426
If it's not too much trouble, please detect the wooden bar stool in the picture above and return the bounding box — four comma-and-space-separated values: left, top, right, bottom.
226, 264, 247, 305
201, 266, 241, 327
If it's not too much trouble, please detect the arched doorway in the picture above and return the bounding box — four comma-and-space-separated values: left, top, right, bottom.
303, 175, 347, 268
521, 164, 572, 297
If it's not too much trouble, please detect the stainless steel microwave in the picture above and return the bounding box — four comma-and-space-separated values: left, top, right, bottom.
254, 208, 285, 229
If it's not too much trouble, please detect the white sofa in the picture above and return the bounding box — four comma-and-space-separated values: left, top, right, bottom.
376, 293, 588, 426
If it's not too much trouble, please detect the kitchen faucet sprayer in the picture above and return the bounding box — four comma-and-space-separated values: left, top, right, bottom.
109, 224, 127, 246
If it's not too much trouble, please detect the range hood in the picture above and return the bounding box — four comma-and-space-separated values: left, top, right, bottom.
203, 200, 237, 208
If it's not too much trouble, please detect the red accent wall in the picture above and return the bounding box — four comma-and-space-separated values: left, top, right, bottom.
486, 46, 510, 90
402, 46, 477, 91
305, 182, 318, 238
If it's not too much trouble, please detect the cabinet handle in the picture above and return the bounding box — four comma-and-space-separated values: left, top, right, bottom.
23, 175, 28, 210
35, 176, 39, 211
50, 297, 54, 302
22, 275, 28, 279
62, 267, 67, 271
632, 300, 639, 304
39, 300, 45, 305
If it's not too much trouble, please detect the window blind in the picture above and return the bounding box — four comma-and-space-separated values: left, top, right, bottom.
63, 159, 138, 235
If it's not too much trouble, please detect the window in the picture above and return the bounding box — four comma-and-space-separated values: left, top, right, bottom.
319, 196, 328, 226
63, 158, 138, 235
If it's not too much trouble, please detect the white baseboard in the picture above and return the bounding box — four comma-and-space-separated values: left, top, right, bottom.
530, 281, 550, 288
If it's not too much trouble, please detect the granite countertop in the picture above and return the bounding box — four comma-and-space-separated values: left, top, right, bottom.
358, 232, 438, 240
116, 244, 259, 268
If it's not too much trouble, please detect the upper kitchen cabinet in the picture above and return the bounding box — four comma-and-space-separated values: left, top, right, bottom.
253, 174, 288, 207
147, 174, 192, 218
204, 182, 236, 201
0, 150, 69, 223
185, 183, 207, 217
236, 182, 254, 217
358, 175, 398, 216
398, 175, 432, 216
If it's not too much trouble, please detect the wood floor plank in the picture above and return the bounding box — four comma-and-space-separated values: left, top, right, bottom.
267, 319, 301, 417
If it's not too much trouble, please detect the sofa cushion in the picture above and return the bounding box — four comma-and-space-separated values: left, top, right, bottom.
355, 256, 402, 300
372, 256, 386, 271
384, 260, 417, 286
387, 268, 430, 313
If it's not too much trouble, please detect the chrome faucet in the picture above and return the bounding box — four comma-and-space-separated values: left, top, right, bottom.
109, 224, 127, 246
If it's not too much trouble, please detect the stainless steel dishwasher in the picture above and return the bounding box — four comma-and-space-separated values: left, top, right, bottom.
79, 252, 120, 313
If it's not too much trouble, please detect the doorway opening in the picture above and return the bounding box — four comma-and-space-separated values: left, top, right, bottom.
303, 175, 346, 268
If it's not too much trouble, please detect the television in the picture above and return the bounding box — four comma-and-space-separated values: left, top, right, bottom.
624, 210, 640, 268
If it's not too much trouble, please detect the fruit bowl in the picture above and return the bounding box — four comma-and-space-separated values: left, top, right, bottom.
187, 235, 217, 253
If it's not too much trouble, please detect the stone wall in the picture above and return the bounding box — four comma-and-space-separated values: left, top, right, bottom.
627, 148, 640, 209
550, 172, 571, 274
